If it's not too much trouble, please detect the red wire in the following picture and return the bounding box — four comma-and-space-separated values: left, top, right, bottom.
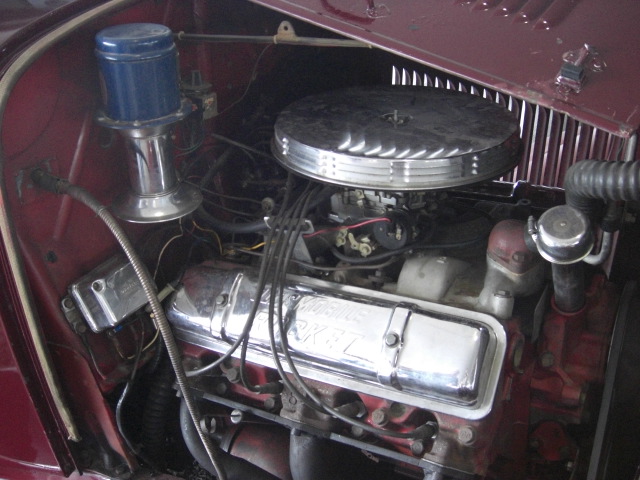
303, 217, 391, 238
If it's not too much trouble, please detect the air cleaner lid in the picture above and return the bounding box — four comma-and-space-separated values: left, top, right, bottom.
272, 86, 521, 191
95, 23, 174, 58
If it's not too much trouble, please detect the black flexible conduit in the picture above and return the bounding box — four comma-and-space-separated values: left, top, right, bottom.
564, 160, 640, 217
141, 356, 175, 464
30, 169, 228, 480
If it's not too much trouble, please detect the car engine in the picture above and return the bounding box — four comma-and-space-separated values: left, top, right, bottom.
1, 1, 638, 480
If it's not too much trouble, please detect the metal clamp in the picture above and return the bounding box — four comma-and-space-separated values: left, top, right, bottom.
556, 43, 605, 93
377, 306, 411, 389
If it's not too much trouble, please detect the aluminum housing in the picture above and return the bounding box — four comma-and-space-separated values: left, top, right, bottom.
271, 86, 521, 190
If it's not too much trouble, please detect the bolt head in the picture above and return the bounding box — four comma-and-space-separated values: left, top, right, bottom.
371, 408, 389, 427
264, 396, 281, 412
457, 426, 476, 445
225, 367, 239, 383
215, 294, 228, 306
540, 351, 555, 368
230, 409, 244, 424
385, 333, 400, 347
410, 440, 425, 456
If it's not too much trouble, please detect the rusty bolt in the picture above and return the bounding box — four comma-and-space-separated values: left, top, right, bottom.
371, 408, 389, 427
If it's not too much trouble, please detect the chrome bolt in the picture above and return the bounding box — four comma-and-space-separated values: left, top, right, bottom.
385, 333, 400, 347
215, 294, 228, 306
230, 409, 244, 424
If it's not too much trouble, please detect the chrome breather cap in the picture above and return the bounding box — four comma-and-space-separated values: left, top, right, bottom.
529, 205, 595, 264
271, 86, 522, 191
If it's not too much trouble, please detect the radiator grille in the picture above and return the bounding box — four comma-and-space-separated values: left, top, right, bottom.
391, 67, 630, 188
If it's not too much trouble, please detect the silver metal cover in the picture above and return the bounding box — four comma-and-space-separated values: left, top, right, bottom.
271, 86, 521, 190
69, 255, 148, 332
166, 263, 507, 419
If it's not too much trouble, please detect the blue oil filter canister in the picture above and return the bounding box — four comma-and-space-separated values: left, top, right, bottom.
95, 23, 182, 123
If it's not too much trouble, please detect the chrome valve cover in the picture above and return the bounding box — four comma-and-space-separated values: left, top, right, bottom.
167, 262, 506, 420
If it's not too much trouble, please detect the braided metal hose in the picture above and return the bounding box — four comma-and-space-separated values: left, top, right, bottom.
31, 169, 228, 480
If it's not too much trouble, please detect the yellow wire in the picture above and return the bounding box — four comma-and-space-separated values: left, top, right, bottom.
141, 323, 160, 353
191, 220, 223, 255
126, 323, 160, 360
244, 241, 265, 251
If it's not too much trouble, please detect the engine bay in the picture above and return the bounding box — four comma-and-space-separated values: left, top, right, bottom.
1, 1, 639, 479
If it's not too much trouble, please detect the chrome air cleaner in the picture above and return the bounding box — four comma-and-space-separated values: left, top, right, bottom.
272, 86, 521, 190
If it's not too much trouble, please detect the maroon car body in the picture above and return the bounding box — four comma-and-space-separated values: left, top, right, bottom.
0, 1, 639, 479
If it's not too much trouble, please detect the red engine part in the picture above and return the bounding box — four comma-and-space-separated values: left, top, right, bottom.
199, 273, 618, 479
531, 275, 616, 419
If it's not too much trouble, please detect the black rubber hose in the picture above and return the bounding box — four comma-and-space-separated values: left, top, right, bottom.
564, 160, 640, 217
195, 206, 268, 234
141, 356, 175, 464
179, 400, 279, 480
552, 263, 585, 313
289, 430, 338, 480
